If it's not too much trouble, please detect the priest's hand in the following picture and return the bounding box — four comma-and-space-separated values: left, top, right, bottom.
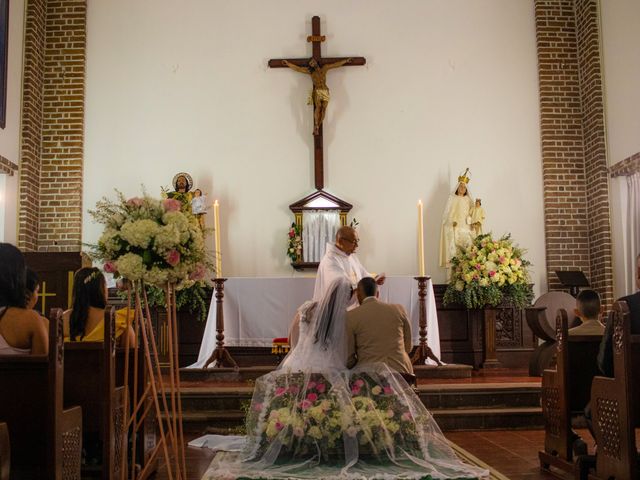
375, 273, 386, 286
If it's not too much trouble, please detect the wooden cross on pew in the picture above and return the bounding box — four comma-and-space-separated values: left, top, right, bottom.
268, 16, 366, 190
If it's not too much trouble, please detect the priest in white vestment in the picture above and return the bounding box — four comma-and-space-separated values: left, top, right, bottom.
313, 226, 385, 304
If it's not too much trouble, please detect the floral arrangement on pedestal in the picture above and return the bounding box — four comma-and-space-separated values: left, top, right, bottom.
443, 233, 533, 309
88, 191, 213, 319
287, 222, 302, 262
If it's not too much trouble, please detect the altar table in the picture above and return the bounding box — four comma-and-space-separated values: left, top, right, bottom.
188, 276, 440, 368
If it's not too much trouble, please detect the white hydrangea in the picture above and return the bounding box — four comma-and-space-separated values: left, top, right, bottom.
163, 212, 190, 243
144, 266, 169, 286
154, 223, 181, 252
117, 253, 145, 281
99, 228, 121, 255
120, 219, 160, 248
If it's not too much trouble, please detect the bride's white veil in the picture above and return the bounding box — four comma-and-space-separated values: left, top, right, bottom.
282, 277, 352, 371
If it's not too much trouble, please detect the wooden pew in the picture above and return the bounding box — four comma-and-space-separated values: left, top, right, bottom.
63, 307, 128, 480
0, 311, 82, 479
539, 308, 602, 476
0, 422, 9, 480
589, 300, 640, 480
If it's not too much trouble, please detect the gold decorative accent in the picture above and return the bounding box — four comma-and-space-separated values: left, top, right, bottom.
458, 168, 471, 185
39, 281, 57, 315
306, 35, 325, 42
67, 271, 74, 308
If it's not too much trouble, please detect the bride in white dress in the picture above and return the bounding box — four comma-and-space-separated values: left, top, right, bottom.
203, 278, 488, 479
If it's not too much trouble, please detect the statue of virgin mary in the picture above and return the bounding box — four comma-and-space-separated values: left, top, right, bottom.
439, 169, 475, 269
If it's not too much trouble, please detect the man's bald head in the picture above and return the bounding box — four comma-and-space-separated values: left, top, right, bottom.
335, 226, 359, 255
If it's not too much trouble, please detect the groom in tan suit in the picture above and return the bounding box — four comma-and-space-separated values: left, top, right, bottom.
346, 277, 414, 374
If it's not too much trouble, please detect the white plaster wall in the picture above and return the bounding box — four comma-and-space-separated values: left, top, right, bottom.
0, 0, 24, 244
601, 0, 640, 297
83, 0, 547, 292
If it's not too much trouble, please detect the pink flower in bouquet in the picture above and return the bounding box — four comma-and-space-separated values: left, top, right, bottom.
189, 263, 206, 280
103, 261, 117, 273
166, 249, 181, 266
316, 383, 326, 393
475, 264, 482, 270
162, 198, 181, 212
275, 421, 284, 431
306, 393, 318, 402
293, 427, 305, 438
386, 409, 395, 418
383, 386, 394, 395
289, 229, 295, 238
351, 385, 361, 395
275, 387, 287, 397
354, 379, 365, 388
401, 412, 412, 421
489, 271, 496, 277
300, 399, 312, 410
288, 385, 300, 395
126, 197, 144, 207
253, 403, 263, 412
307, 381, 316, 390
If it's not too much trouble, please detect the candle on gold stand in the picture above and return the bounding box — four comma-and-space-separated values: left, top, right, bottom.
213, 200, 222, 277
417, 200, 425, 277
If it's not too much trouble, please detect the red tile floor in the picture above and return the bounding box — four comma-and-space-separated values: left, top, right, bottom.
154, 429, 586, 479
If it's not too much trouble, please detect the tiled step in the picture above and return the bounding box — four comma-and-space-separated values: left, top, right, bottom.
176, 383, 541, 412
170, 383, 543, 433
175, 405, 543, 434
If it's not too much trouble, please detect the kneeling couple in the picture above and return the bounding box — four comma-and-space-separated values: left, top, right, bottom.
285, 276, 414, 376
205, 277, 488, 480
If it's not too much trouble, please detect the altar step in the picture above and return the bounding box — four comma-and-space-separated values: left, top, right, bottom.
169, 382, 543, 433
179, 363, 474, 382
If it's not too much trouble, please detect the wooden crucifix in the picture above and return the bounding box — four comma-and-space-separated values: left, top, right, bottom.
269, 16, 365, 190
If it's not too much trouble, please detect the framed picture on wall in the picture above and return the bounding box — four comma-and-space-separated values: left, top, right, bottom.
0, 0, 8, 129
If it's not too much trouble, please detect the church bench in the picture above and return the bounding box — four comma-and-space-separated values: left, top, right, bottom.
588, 300, 640, 480
0, 311, 82, 479
0, 422, 8, 480
539, 308, 602, 477
62, 307, 128, 480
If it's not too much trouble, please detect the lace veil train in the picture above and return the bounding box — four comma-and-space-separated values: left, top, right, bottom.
204, 278, 488, 479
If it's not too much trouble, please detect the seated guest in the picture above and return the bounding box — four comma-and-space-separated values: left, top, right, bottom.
63, 267, 136, 347
346, 277, 413, 374
25, 268, 40, 310
0, 243, 49, 355
598, 253, 640, 377
569, 289, 605, 336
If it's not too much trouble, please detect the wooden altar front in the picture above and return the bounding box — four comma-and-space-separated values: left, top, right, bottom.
433, 285, 535, 369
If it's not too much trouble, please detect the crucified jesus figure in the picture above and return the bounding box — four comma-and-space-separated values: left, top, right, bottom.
282, 57, 352, 135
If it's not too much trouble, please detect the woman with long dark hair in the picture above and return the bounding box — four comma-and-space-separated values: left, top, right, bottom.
0, 243, 49, 354
63, 267, 135, 346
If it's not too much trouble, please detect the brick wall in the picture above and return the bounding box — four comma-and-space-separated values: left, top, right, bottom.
0, 154, 18, 175
535, 0, 614, 305
18, 0, 86, 252
18, 0, 46, 251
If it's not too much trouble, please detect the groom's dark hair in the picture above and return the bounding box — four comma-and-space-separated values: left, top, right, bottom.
357, 277, 377, 298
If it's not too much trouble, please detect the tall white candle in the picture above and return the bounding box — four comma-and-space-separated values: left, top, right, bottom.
418, 200, 425, 277
214, 200, 222, 277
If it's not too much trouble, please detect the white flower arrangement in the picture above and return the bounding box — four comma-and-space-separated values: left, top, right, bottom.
88, 191, 210, 288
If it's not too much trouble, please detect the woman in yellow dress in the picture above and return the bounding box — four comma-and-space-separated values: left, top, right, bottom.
63, 267, 136, 346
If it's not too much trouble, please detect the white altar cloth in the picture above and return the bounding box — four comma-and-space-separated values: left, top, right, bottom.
188, 276, 440, 368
